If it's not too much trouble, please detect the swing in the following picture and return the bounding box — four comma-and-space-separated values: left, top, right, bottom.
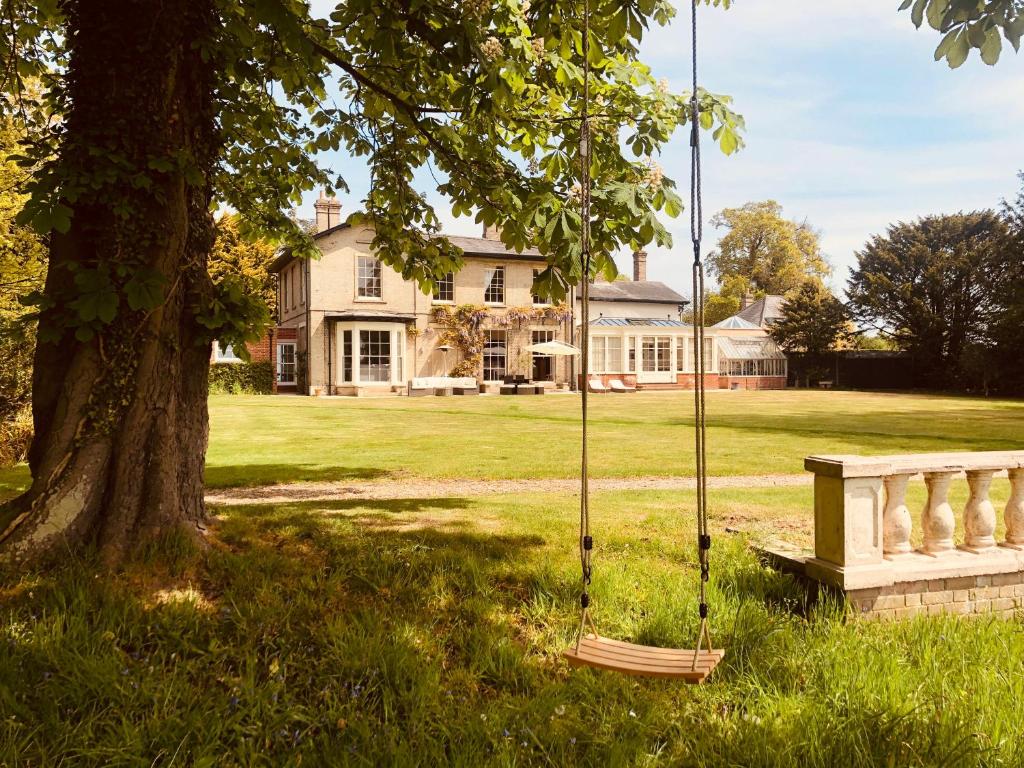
562, 0, 724, 684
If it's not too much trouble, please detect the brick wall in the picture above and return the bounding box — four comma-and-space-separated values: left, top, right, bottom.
244, 329, 274, 363
718, 376, 786, 390
846, 572, 1024, 620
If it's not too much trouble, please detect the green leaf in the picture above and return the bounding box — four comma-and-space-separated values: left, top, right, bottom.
945, 30, 971, 67
980, 25, 1002, 65
125, 268, 167, 311
911, 0, 927, 28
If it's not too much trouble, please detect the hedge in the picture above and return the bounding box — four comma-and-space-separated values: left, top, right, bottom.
209, 361, 274, 395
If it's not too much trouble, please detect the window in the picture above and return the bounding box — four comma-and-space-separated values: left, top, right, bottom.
676, 337, 686, 372
687, 338, 715, 372
214, 341, 241, 363
483, 329, 507, 381
277, 342, 296, 384
484, 266, 505, 304
342, 330, 353, 383
282, 271, 289, 313
627, 337, 635, 372
359, 329, 391, 382
299, 264, 305, 306
640, 336, 671, 372
433, 272, 454, 303
290, 264, 297, 308
590, 336, 623, 373
532, 269, 548, 306
394, 330, 404, 381
357, 255, 382, 299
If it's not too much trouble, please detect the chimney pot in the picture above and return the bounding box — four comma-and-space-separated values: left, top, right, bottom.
740, 292, 755, 310
482, 223, 502, 240
314, 190, 342, 232
632, 249, 647, 282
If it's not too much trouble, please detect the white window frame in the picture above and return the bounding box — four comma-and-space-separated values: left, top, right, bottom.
433, 271, 455, 303
484, 266, 505, 305
532, 269, 550, 306
356, 255, 383, 300
277, 342, 297, 384
483, 329, 507, 381
334, 322, 406, 386
214, 341, 242, 364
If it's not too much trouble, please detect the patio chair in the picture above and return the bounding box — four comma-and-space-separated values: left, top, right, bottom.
408, 378, 433, 397
608, 379, 636, 393
588, 378, 610, 393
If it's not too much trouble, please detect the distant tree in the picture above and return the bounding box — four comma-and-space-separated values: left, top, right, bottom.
847, 212, 1014, 389
988, 173, 1024, 393
209, 214, 278, 323
769, 281, 851, 354
853, 334, 900, 352
0, 114, 46, 422
899, 0, 1023, 68
708, 201, 830, 297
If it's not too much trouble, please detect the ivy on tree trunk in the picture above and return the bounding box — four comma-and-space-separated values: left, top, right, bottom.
0, 0, 219, 563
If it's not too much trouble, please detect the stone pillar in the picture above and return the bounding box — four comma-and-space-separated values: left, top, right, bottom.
921, 471, 956, 554
963, 469, 997, 552
1004, 468, 1024, 549
882, 473, 913, 557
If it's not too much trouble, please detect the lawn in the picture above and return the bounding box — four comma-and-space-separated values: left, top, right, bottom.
3, 390, 1021, 495
4, 489, 1024, 766
3, 390, 1024, 765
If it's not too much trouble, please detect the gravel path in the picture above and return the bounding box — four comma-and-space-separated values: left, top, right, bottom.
205, 473, 811, 506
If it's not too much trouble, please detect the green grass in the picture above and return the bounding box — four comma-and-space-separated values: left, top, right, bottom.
3, 390, 1021, 496
4, 489, 1024, 766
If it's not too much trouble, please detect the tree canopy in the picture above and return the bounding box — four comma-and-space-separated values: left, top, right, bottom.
846, 211, 1015, 388
898, 0, 1023, 67
707, 200, 829, 297
769, 281, 851, 355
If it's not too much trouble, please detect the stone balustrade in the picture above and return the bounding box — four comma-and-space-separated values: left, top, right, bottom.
802, 451, 1024, 597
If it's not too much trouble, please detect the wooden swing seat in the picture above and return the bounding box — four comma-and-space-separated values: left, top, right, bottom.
563, 634, 725, 683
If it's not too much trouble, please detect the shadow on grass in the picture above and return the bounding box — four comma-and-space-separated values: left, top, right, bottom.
203, 463, 395, 488
2, 498, 1018, 767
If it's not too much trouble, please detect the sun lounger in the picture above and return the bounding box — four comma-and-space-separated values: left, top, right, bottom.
609, 379, 636, 393
588, 378, 610, 393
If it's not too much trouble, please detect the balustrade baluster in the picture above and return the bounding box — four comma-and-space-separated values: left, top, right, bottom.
921, 471, 956, 555
883, 473, 913, 556
1004, 468, 1024, 549
963, 469, 997, 552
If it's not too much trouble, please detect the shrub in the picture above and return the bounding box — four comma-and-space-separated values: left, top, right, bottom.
208, 361, 274, 395
0, 405, 32, 466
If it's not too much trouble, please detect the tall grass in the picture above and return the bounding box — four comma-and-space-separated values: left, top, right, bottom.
3, 490, 1024, 766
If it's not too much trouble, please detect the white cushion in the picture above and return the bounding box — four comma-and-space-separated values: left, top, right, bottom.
411, 378, 432, 389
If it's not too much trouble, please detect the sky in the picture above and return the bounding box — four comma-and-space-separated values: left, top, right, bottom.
303, 0, 1023, 297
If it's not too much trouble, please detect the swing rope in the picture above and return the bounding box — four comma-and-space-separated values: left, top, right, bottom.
689, 0, 714, 665
570, 0, 717, 678
576, 0, 596, 651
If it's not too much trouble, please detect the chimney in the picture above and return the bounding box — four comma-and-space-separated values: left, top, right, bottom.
632, 249, 647, 282
314, 190, 342, 232
482, 222, 502, 241
740, 292, 755, 310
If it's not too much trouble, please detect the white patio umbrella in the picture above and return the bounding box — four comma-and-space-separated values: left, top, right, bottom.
526, 339, 581, 356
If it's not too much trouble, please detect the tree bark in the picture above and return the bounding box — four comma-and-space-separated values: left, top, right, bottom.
0, 0, 218, 564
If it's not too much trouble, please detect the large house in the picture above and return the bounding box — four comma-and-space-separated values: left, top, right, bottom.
268, 194, 574, 395
577, 254, 788, 391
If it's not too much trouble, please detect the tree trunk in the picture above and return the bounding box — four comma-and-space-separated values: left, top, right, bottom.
0, 0, 218, 564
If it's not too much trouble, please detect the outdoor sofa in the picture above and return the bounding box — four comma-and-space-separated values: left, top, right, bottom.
408, 377, 480, 396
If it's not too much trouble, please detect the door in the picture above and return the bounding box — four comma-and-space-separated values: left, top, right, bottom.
636, 336, 674, 383
531, 330, 554, 381
277, 342, 296, 386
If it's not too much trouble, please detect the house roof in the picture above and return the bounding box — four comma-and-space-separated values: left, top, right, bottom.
591, 317, 688, 328
717, 336, 786, 361
324, 310, 417, 323
587, 280, 687, 305
713, 316, 761, 330
734, 295, 787, 328
269, 226, 543, 273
